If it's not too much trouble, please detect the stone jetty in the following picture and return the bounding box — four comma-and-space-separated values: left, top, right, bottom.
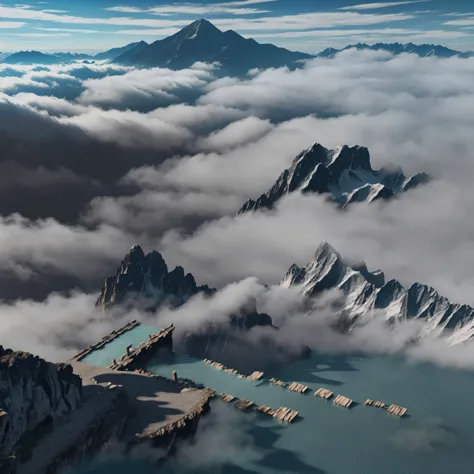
108, 324, 175, 371
71, 320, 140, 362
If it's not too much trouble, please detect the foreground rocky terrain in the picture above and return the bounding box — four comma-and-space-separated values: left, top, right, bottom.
0, 342, 214, 473
0, 348, 82, 471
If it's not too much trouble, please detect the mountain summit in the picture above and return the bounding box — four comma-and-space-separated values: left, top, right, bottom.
281, 242, 474, 343
239, 143, 430, 213
113, 19, 313, 74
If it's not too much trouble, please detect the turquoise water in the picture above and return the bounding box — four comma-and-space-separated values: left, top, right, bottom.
80, 325, 160, 367
69, 352, 474, 473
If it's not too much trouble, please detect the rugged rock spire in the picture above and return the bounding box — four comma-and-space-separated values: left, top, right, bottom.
96, 245, 213, 310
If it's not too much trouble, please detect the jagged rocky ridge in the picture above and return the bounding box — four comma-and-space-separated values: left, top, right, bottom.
96, 246, 273, 364
0, 348, 82, 462
239, 143, 430, 214
281, 242, 474, 343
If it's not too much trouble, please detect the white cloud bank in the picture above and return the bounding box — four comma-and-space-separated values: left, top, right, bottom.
0, 51, 474, 369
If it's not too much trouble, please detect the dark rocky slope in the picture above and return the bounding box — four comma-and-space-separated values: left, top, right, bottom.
0, 347, 82, 469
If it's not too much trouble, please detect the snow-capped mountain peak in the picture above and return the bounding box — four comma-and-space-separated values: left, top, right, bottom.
239, 142, 431, 214
281, 242, 474, 343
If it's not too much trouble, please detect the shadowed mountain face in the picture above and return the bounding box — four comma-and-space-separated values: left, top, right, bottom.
2, 51, 68, 65
281, 242, 474, 343
113, 19, 313, 74
316, 42, 474, 58
96, 246, 274, 363
0, 347, 82, 467
93, 41, 149, 61
239, 143, 431, 214
96, 245, 214, 310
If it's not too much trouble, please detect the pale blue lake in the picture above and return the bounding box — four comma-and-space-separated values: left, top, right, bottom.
66, 327, 474, 474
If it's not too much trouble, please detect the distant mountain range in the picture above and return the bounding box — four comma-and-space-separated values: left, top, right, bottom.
0, 42, 150, 65
1, 21, 473, 69
92, 41, 149, 61
112, 19, 312, 74
239, 142, 430, 214
281, 242, 474, 343
316, 42, 474, 59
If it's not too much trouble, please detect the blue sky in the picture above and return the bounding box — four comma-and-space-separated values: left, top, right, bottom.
0, 0, 473, 53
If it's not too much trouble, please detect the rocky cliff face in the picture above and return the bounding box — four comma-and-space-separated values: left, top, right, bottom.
41, 388, 129, 474
96, 245, 214, 310
0, 347, 82, 460
239, 143, 430, 214
96, 246, 274, 363
281, 242, 474, 343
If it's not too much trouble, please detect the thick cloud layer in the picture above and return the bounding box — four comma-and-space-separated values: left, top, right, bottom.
0, 52, 474, 367
4, 277, 474, 373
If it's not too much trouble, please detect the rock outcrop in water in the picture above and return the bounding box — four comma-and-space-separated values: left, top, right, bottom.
239, 143, 430, 214
0, 347, 82, 469
281, 242, 474, 343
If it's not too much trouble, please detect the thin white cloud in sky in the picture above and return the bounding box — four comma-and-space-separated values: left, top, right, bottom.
211, 11, 415, 30
340, 0, 429, 11
444, 17, 474, 27
105, 4, 273, 15
0, 21, 25, 28
107, 0, 278, 14
12, 33, 71, 37
36, 27, 102, 33
250, 27, 424, 38
251, 28, 473, 40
